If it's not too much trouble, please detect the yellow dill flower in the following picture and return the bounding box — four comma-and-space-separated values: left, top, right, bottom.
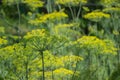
24, 29, 46, 39
43, 50, 65, 68
54, 23, 75, 33
103, 7, 120, 12
23, 0, 44, 9
60, 55, 83, 67
61, 55, 83, 62
103, 40, 117, 55
83, 11, 110, 22
29, 11, 68, 25
100, 0, 119, 7
24, 29, 51, 51
54, 68, 73, 75
0, 38, 7, 45
44, 71, 52, 79
30, 50, 65, 69
73, 36, 117, 55
55, 23, 75, 28
0, 45, 14, 56
55, 0, 87, 5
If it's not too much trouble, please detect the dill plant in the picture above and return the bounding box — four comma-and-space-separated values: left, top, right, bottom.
0, 0, 120, 80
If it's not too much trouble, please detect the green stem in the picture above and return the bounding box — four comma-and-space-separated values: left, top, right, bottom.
16, 0, 21, 42
88, 50, 91, 79
52, 70, 54, 80
71, 61, 79, 80
77, 3, 82, 18
41, 52, 45, 80
25, 61, 29, 80
68, 5, 75, 20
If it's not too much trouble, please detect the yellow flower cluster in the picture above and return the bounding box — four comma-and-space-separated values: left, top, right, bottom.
43, 50, 65, 68
103, 40, 117, 55
60, 55, 83, 67
55, 23, 75, 28
54, 23, 75, 33
0, 43, 25, 59
100, 0, 119, 6
30, 50, 83, 70
24, 29, 46, 39
23, 0, 44, 9
30, 50, 64, 69
1, 45, 13, 51
29, 71, 54, 80
0, 38, 7, 45
83, 11, 110, 22
0, 45, 14, 58
55, 0, 87, 5
29, 11, 68, 25
103, 7, 120, 12
73, 36, 117, 55
44, 71, 53, 79
30, 68, 74, 80
53, 68, 73, 75
61, 55, 83, 62
44, 52, 83, 68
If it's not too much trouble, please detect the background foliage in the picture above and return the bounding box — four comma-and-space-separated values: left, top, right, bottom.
0, 0, 120, 80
